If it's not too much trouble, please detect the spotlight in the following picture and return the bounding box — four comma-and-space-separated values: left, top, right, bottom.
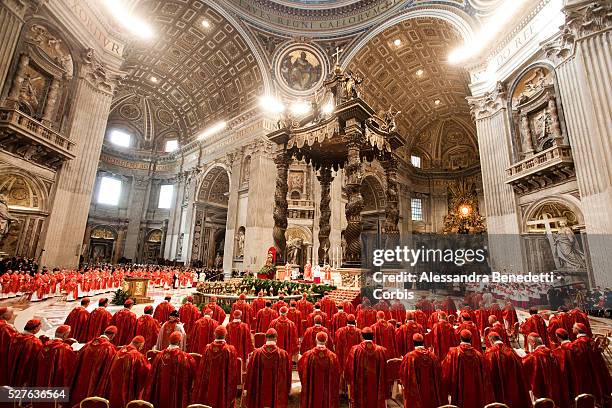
104, 0, 154, 40
434, 99, 441, 106
415, 69, 424, 77
150, 76, 159, 83
322, 102, 334, 115
202, 19, 210, 28
290, 101, 311, 116
393, 39, 402, 47
259, 95, 285, 114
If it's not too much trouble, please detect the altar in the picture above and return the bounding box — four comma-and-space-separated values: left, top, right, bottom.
122, 276, 152, 304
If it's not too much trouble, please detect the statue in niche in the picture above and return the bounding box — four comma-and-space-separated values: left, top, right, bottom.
235, 229, 245, 258
551, 220, 586, 271
0, 194, 19, 243
286, 237, 303, 265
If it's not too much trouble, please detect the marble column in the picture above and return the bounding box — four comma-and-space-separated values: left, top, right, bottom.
382, 157, 400, 248
0, 0, 32, 93
343, 133, 364, 267
164, 173, 186, 259
272, 150, 290, 264
5, 53, 28, 105
41, 76, 60, 124
223, 151, 241, 275
123, 176, 149, 261
544, 0, 612, 286
467, 84, 523, 273
41, 51, 117, 268
317, 167, 332, 265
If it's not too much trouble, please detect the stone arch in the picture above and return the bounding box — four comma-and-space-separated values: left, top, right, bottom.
523, 195, 584, 233
360, 174, 386, 212
197, 165, 231, 206
0, 169, 49, 213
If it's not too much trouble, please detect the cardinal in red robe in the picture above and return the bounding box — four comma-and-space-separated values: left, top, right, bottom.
64, 297, 90, 343
307, 303, 329, 328
272, 295, 288, 313
255, 301, 278, 333
552, 328, 581, 401
104, 335, 150, 408
399, 333, 443, 408
178, 295, 201, 333
570, 323, 612, 404
441, 330, 494, 408
110, 299, 138, 346
389, 299, 406, 323
251, 291, 267, 316
568, 308, 592, 338
206, 296, 227, 324
340, 300, 355, 316
0, 307, 17, 385
136, 305, 160, 353
432, 312, 458, 360
231, 293, 254, 326
7, 319, 44, 386
187, 309, 218, 353
85, 297, 112, 341
301, 315, 333, 354
415, 296, 434, 318
320, 293, 338, 318
546, 313, 565, 349
520, 308, 550, 348
334, 314, 361, 380
144, 331, 196, 408
35, 325, 77, 389
153, 295, 175, 323
298, 331, 341, 408
287, 301, 304, 336
484, 331, 530, 407
244, 328, 292, 408
455, 312, 482, 351
331, 305, 348, 335
371, 310, 398, 358
226, 310, 254, 364
502, 301, 518, 330
396, 311, 424, 356
522, 333, 570, 408
191, 326, 240, 407
157, 310, 186, 350
269, 306, 299, 357
356, 298, 377, 328
296, 293, 314, 319
345, 327, 387, 408
70, 326, 118, 406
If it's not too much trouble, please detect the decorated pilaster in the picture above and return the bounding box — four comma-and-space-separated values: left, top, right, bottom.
0, 0, 37, 90
343, 132, 364, 266
272, 150, 290, 264
543, 0, 612, 286
123, 176, 150, 261
317, 167, 332, 265
41, 49, 120, 267
222, 151, 240, 275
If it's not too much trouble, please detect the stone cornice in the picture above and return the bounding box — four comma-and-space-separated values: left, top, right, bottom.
467, 82, 507, 120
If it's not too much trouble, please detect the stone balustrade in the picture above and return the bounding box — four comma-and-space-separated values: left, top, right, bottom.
506, 145, 574, 194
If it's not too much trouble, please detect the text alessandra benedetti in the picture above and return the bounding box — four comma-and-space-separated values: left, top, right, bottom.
373, 271, 557, 284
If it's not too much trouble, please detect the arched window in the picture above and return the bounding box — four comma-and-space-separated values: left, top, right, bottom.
108, 129, 131, 147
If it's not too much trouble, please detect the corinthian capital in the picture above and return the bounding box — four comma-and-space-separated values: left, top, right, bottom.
79, 48, 123, 95
466, 82, 507, 120
564, 1, 611, 38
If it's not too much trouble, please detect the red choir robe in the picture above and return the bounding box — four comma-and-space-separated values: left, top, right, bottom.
399, 347, 443, 408
484, 341, 531, 407
331, 310, 349, 336
298, 345, 341, 408
356, 306, 377, 329
64, 306, 90, 343
455, 321, 482, 351
522, 345, 570, 408
0, 320, 17, 384
345, 341, 387, 408
301, 325, 334, 354
296, 298, 315, 320
110, 308, 138, 346
553, 340, 581, 400
85, 307, 112, 342
441, 298, 457, 316
413, 309, 428, 329
286, 307, 304, 336
191, 340, 240, 407
442, 343, 494, 408
334, 325, 362, 371
427, 311, 444, 331
272, 299, 288, 313
226, 319, 254, 363
144, 346, 196, 408
502, 304, 519, 331
105, 344, 151, 408
135, 314, 161, 353
255, 307, 278, 333
371, 319, 398, 358
152, 301, 175, 324
320, 296, 338, 318
156, 320, 186, 351
568, 309, 591, 337
251, 297, 267, 316
7, 332, 43, 386
306, 310, 329, 328
70, 335, 117, 406
571, 335, 612, 402
178, 302, 201, 333
187, 316, 218, 353
520, 314, 550, 348
231, 300, 255, 326
390, 301, 406, 323
206, 302, 227, 324
374, 301, 392, 320
35, 338, 77, 388
483, 322, 510, 348
432, 320, 458, 360
340, 300, 355, 316
269, 315, 299, 357
473, 309, 489, 334
489, 303, 504, 324
245, 343, 292, 408
546, 316, 564, 348
396, 320, 424, 356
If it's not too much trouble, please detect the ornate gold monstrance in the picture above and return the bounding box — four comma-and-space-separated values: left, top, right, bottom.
122, 276, 153, 304
267, 62, 405, 268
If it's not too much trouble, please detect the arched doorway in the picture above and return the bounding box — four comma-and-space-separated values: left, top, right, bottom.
360, 175, 386, 267
88, 226, 117, 264
191, 166, 229, 268
143, 229, 163, 263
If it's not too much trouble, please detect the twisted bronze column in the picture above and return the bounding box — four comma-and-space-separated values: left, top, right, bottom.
382, 156, 400, 250
343, 136, 364, 266
272, 151, 290, 264
317, 167, 333, 265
